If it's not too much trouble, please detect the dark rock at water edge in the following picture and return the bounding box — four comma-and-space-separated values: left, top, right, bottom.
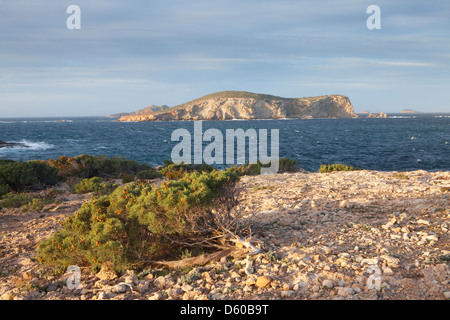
0, 140, 27, 149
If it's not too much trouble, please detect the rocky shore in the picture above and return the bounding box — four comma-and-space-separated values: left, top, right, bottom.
0, 140, 27, 149
0, 169, 449, 300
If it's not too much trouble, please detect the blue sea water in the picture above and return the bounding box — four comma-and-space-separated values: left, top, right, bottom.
0, 114, 449, 172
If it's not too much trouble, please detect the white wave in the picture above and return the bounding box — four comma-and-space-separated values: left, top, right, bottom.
43, 120, 73, 123
22, 140, 54, 150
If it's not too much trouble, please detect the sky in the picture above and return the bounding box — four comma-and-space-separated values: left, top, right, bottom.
0, 0, 449, 117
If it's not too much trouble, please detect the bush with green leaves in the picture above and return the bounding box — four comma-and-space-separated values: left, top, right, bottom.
0, 160, 58, 196
47, 154, 151, 179
278, 158, 300, 173
157, 160, 214, 180
1, 192, 33, 208
135, 168, 161, 180
37, 169, 240, 273
121, 173, 135, 184
227, 158, 299, 176
73, 177, 119, 195
21, 198, 46, 213
0, 191, 57, 213
319, 163, 361, 173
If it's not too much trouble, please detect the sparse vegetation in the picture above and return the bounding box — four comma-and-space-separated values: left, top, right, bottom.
393, 172, 409, 180
0, 192, 33, 208
319, 163, 361, 173
73, 177, 119, 196
0, 189, 59, 213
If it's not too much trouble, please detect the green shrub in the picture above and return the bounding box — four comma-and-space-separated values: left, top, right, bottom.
121, 173, 135, 184
135, 168, 161, 180
1, 192, 33, 208
1, 190, 58, 212
0, 160, 58, 193
278, 158, 299, 173
227, 158, 299, 176
48, 154, 151, 179
74, 177, 118, 195
319, 163, 361, 173
0, 184, 9, 198
21, 198, 45, 213
36, 169, 240, 273
158, 160, 214, 180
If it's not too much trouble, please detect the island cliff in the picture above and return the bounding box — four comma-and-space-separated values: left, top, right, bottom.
117, 91, 358, 121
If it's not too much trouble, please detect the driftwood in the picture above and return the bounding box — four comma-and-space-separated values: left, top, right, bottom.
148, 183, 263, 270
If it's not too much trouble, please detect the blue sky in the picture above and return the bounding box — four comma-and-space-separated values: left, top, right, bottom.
0, 0, 449, 117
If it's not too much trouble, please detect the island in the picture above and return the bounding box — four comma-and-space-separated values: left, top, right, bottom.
400, 109, 421, 114
108, 105, 170, 118
115, 91, 359, 121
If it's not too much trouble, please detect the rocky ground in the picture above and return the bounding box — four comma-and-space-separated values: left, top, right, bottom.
0, 170, 449, 300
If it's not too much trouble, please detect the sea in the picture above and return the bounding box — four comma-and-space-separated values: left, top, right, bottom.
0, 114, 449, 172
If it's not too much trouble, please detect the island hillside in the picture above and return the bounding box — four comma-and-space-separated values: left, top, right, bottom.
117, 91, 358, 121
108, 105, 170, 118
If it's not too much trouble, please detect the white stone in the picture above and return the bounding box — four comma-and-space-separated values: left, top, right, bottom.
425, 235, 439, 242
322, 279, 334, 289
181, 284, 193, 292
336, 287, 355, 296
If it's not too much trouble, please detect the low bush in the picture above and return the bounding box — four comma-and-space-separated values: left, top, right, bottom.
278, 158, 299, 173
157, 160, 214, 180
0, 191, 57, 213
73, 177, 119, 196
319, 163, 361, 173
0, 160, 58, 195
121, 173, 135, 184
36, 169, 240, 273
135, 168, 161, 180
228, 157, 299, 176
0, 184, 9, 198
1, 192, 33, 208
47, 154, 151, 179
21, 198, 46, 213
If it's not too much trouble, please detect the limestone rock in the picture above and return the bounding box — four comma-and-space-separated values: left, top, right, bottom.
255, 275, 272, 288
95, 266, 117, 281
118, 91, 358, 121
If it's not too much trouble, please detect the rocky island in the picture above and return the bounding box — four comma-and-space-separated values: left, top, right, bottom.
401, 109, 421, 114
116, 91, 358, 121
108, 105, 170, 118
